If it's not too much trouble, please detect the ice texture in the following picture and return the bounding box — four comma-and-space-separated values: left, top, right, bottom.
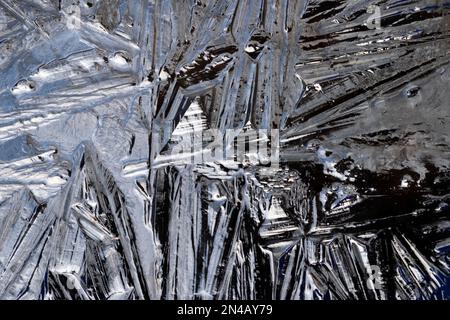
0, 0, 449, 300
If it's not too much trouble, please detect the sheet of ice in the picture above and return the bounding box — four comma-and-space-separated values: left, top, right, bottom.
0, 0, 448, 300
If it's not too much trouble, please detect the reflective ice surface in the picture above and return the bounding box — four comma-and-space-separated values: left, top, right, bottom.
0, 0, 449, 300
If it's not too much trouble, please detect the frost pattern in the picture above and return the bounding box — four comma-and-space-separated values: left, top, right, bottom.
0, 0, 449, 300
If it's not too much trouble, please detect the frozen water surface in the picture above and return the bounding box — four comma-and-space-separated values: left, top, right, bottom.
0, 0, 448, 300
